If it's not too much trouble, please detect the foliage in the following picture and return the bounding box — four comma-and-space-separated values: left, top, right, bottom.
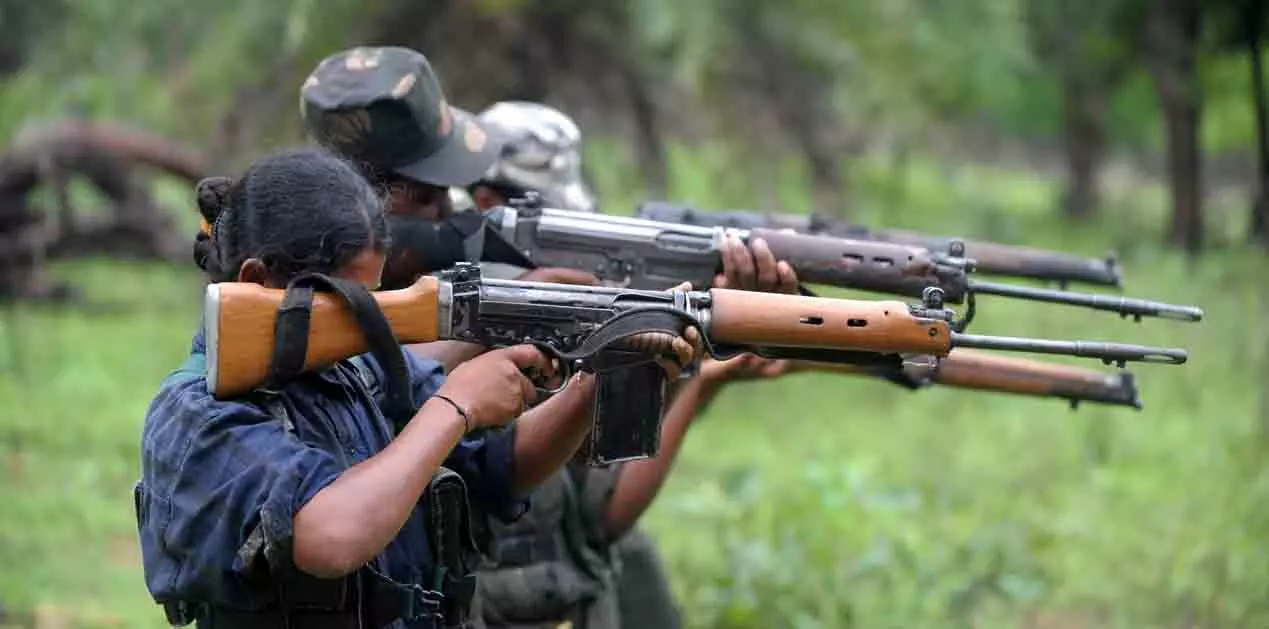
0, 1, 1265, 627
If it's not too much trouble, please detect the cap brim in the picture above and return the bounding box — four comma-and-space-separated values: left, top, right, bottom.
392, 107, 503, 187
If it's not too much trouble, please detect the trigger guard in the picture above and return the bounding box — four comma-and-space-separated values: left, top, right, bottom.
538, 359, 575, 396
524, 340, 573, 396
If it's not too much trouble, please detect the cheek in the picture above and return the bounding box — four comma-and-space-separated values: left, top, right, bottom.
338, 251, 388, 289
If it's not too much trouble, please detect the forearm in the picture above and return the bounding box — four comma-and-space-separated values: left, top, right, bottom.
407, 341, 487, 373
511, 374, 597, 495
603, 375, 723, 539
292, 398, 466, 577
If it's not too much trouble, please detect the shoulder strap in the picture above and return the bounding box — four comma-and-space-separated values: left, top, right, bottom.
267, 272, 415, 426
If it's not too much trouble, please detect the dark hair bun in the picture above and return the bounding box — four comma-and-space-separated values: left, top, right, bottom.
195, 176, 234, 225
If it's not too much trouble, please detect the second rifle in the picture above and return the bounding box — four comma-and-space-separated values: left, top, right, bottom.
419, 198, 1203, 328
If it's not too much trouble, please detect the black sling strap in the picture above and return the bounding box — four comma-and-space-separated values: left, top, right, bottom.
266, 272, 416, 425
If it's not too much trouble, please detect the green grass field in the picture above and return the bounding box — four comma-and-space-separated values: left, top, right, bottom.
0, 149, 1264, 629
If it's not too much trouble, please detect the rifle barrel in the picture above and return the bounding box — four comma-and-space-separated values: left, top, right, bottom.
968, 280, 1204, 322
950, 333, 1188, 366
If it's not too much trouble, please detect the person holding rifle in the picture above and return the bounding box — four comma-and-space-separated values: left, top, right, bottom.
298, 49, 801, 629
134, 146, 697, 629
458, 100, 798, 629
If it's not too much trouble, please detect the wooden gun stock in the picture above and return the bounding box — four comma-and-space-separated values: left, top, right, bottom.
206, 278, 442, 398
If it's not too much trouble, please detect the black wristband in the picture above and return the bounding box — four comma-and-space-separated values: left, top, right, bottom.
432, 394, 472, 434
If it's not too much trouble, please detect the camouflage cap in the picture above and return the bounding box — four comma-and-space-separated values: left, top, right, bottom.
475, 101, 599, 213
300, 46, 501, 187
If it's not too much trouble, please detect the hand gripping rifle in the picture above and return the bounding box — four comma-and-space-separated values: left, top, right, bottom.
635, 201, 1123, 290
203, 264, 1186, 464
443, 196, 1201, 330
791, 349, 1142, 410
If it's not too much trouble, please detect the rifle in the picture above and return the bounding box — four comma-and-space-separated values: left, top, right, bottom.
635, 201, 1123, 290
789, 349, 1142, 410
438, 197, 1201, 329
204, 264, 1186, 463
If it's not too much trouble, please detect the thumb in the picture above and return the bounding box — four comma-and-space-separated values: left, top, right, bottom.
501, 344, 553, 374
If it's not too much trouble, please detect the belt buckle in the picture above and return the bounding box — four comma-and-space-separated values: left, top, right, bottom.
401, 584, 444, 624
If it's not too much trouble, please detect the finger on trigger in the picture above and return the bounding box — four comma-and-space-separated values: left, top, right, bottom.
511, 344, 553, 376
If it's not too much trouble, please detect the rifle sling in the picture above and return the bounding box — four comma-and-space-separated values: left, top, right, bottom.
267, 272, 416, 424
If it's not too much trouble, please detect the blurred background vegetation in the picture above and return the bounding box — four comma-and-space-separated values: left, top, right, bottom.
0, 0, 1266, 628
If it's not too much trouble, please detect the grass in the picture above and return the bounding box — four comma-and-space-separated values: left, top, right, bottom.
0, 145, 1265, 629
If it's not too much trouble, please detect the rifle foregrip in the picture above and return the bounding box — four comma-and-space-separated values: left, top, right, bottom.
707, 288, 952, 354
933, 349, 1111, 395
205, 277, 442, 398
748, 228, 947, 298
793, 349, 1139, 407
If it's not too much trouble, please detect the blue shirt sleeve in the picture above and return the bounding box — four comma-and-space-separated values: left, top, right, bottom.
137, 371, 343, 607
361, 348, 528, 523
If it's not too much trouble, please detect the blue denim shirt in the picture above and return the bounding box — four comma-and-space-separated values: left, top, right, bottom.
136, 329, 526, 627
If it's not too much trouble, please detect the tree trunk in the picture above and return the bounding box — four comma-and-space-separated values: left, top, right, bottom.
617, 60, 668, 197
1060, 78, 1109, 220
1247, 5, 1269, 246
1146, 0, 1204, 255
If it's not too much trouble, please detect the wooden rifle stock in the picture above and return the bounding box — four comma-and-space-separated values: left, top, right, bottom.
207, 278, 441, 398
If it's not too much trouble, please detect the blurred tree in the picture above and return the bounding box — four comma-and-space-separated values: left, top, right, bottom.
1143, 0, 1205, 255
1204, 0, 1269, 246
726, 0, 847, 216
367, 0, 671, 196
0, 0, 67, 76
1025, 0, 1136, 221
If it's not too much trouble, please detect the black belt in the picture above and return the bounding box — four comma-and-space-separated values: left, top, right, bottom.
192, 566, 445, 629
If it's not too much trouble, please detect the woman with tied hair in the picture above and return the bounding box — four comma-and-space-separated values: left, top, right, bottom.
135, 147, 695, 629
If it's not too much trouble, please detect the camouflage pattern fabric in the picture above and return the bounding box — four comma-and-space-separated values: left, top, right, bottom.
300, 46, 501, 187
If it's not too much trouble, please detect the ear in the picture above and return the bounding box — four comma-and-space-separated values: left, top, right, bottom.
237, 258, 273, 286
471, 185, 503, 212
